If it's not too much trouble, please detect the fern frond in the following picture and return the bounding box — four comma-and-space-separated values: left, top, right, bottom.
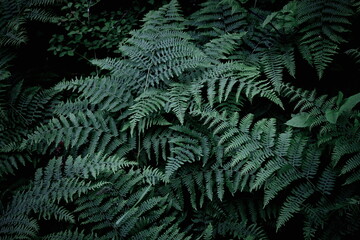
276, 182, 315, 230
89, 1, 209, 92
142, 0, 185, 31
341, 152, 360, 175
64, 153, 136, 179
260, 45, 296, 90
143, 128, 175, 164
25, 110, 124, 155
264, 168, 301, 207
344, 168, 360, 185
15, 87, 59, 126
316, 166, 337, 195
0, 0, 60, 46
0, 154, 114, 239
0, 214, 39, 240
55, 76, 134, 113
201, 223, 214, 240
301, 145, 321, 179
203, 32, 246, 60
1, 82, 59, 129
24, 8, 54, 22
129, 89, 169, 135
121, 30, 208, 88
167, 83, 192, 124
141, 166, 167, 185
216, 221, 268, 240
195, 62, 283, 108
74, 168, 178, 239
165, 136, 203, 178
346, 48, 360, 65
297, 0, 353, 78
282, 83, 338, 129
43, 229, 100, 240
54, 99, 92, 115
251, 129, 294, 191
189, 0, 247, 41
0, 83, 59, 176
0, 144, 31, 177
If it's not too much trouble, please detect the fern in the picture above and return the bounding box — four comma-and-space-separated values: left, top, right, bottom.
0, 0, 61, 46
93, 0, 209, 90
282, 83, 337, 129
190, 106, 345, 233
201, 223, 214, 240
0, 144, 31, 177
283, 85, 360, 186
165, 125, 208, 179
276, 182, 315, 230
24, 110, 128, 156
0, 153, 125, 239
189, 0, 247, 41
0, 50, 13, 118
129, 89, 169, 134
297, 0, 353, 78
167, 83, 192, 125
260, 45, 296, 90
143, 128, 175, 164
43, 229, 101, 240
55, 76, 134, 114
193, 62, 284, 109
203, 32, 247, 61
0, 80, 59, 177
73, 169, 188, 239
1, 1, 360, 239
216, 221, 268, 239
0, 214, 39, 240
346, 48, 360, 65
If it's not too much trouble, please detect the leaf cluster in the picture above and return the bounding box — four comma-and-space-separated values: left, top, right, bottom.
0, 0, 359, 239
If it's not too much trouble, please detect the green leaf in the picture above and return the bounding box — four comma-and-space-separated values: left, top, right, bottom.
339, 93, 360, 113
285, 113, 312, 128
336, 91, 344, 106
325, 109, 339, 124
326, 92, 360, 124
262, 12, 278, 28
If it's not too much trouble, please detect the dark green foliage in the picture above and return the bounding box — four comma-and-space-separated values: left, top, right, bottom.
0, 76, 60, 177
1, 0, 359, 239
0, 0, 61, 47
188, 0, 248, 40
297, 0, 353, 78
48, 0, 138, 58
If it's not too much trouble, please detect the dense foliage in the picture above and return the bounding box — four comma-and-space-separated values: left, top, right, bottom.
1, 0, 360, 239
48, 0, 168, 59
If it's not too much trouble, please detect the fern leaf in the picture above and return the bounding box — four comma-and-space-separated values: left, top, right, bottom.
25, 110, 123, 155
55, 76, 134, 113
0, 214, 39, 240
276, 182, 315, 230
297, 0, 353, 78
197, 62, 283, 108
204, 32, 246, 60
43, 229, 100, 240
189, 0, 247, 41
264, 168, 302, 207
129, 89, 168, 135
168, 83, 191, 124
316, 166, 336, 195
